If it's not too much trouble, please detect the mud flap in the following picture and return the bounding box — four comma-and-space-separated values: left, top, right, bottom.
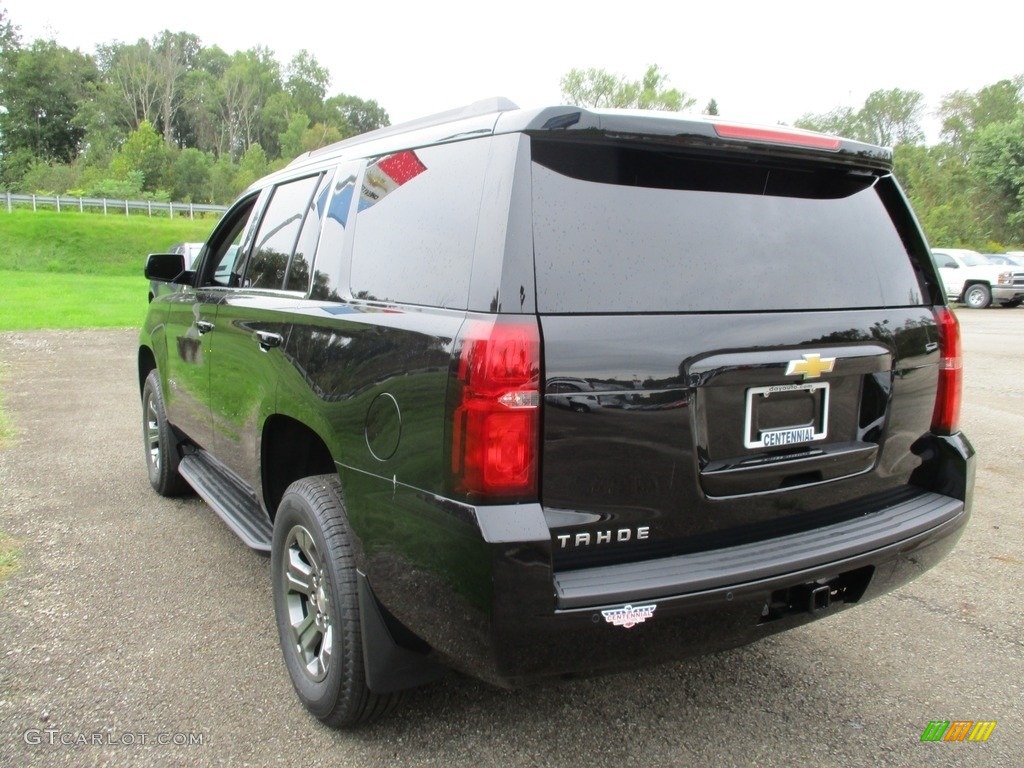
357, 572, 447, 693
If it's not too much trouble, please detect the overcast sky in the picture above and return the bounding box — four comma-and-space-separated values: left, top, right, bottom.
8, 1, 1024, 140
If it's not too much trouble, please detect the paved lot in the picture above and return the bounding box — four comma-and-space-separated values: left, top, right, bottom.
0, 311, 1021, 767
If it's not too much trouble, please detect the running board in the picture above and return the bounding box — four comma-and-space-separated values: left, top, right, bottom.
179, 452, 272, 551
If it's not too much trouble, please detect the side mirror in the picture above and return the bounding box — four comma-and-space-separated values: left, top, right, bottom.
145, 252, 187, 282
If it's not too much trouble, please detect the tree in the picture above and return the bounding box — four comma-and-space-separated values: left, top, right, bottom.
939, 78, 1023, 156
703, 98, 719, 116
325, 94, 389, 136
109, 120, 168, 191
152, 30, 202, 145
894, 143, 985, 247
286, 49, 330, 124
300, 122, 343, 153
972, 116, 1024, 243
0, 4, 19, 70
168, 147, 212, 201
859, 88, 924, 146
560, 64, 696, 112
278, 111, 311, 159
0, 38, 98, 179
234, 142, 269, 190
95, 39, 161, 132
219, 47, 283, 159
795, 106, 863, 140
180, 46, 231, 155
796, 89, 924, 146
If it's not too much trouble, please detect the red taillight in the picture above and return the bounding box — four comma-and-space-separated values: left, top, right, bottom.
713, 123, 843, 151
451, 318, 541, 499
931, 307, 962, 434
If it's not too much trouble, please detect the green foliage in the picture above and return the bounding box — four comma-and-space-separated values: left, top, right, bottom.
234, 143, 269, 191
19, 160, 82, 195
210, 154, 240, 205
286, 49, 330, 123
301, 123, 344, 153
0, 4, 18, 64
0, 9, 391, 203
84, 172, 146, 201
110, 120, 169, 190
278, 111, 312, 159
0, 38, 99, 178
860, 88, 924, 146
169, 147, 212, 202
325, 94, 389, 136
796, 89, 925, 146
560, 64, 696, 112
795, 106, 862, 139
703, 98, 719, 116
972, 116, 1024, 242
939, 77, 1023, 154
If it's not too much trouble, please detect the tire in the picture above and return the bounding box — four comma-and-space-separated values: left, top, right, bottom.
271, 475, 401, 727
141, 370, 189, 496
963, 283, 991, 309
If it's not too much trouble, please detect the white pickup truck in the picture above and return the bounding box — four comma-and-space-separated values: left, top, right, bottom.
932, 248, 1024, 308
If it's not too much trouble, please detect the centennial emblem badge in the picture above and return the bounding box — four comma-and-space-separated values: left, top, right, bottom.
601, 604, 657, 629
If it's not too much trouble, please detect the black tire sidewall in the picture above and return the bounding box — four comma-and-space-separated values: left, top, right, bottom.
271, 479, 361, 722
142, 371, 184, 495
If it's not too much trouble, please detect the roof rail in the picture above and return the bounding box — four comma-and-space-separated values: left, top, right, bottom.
289, 97, 520, 167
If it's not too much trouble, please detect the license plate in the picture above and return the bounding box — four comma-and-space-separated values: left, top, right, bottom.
743, 382, 829, 449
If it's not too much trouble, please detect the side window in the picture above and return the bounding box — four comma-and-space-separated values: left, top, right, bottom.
244, 174, 322, 291
349, 139, 490, 308
200, 195, 259, 288
308, 162, 362, 302
935, 254, 957, 269
286, 173, 334, 293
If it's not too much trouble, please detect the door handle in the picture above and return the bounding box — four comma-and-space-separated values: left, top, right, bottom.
196, 320, 215, 334
255, 330, 283, 351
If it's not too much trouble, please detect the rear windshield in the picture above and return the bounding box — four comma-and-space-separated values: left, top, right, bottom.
530, 140, 925, 313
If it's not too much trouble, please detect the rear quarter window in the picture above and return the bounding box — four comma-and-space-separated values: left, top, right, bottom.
349, 139, 491, 308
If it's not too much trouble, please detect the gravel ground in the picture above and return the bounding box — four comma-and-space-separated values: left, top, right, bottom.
0, 313, 1021, 767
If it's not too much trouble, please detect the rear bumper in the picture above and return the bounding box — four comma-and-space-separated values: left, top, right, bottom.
553, 490, 962, 610
359, 434, 974, 688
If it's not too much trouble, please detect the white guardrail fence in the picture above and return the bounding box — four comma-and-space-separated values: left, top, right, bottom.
3, 192, 228, 219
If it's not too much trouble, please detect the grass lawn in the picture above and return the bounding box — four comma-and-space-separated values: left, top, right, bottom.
1, 209, 216, 276
0, 207, 217, 331
0, 271, 151, 330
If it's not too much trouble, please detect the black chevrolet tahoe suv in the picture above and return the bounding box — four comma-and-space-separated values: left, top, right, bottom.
139, 98, 974, 727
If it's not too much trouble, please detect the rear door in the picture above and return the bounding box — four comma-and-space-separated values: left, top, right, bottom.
208, 172, 330, 490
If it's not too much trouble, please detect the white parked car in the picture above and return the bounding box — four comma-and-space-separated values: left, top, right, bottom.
932, 248, 1024, 308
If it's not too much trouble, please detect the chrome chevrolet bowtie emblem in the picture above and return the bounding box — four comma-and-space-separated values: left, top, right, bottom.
785, 353, 835, 379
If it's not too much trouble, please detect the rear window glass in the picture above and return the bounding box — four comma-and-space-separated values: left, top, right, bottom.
530, 140, 924, 313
